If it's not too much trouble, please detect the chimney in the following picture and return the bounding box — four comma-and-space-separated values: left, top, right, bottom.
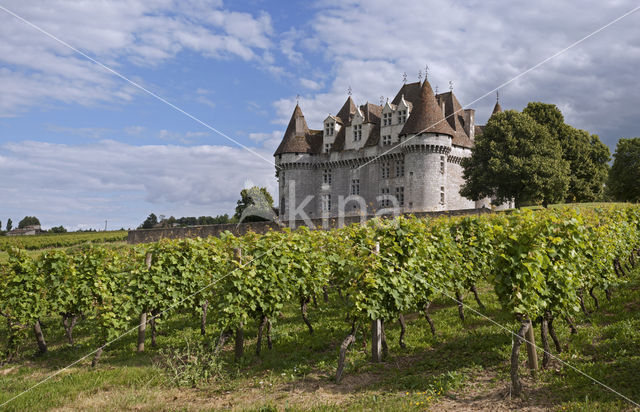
295, 114, 306, 136
463, 109, 475, 140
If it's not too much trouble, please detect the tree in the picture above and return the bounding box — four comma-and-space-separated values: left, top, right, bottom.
18, 216, 41, 229
6, 219, 13, 232
234, 187, 275, 222
523, 102, 610, 202
50, 226, 67, 233
607, 138, 640, 202
461, 110, 570, 208
0, 220, 2, 231
139, 213, 158, 229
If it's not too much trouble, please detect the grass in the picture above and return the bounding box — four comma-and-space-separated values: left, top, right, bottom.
1, 265, 640, 411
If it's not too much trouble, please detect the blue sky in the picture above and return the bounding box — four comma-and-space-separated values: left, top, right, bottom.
1, 0, 639, 230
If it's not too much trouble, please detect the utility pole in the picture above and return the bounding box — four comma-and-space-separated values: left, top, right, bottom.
104, 220, 107, 232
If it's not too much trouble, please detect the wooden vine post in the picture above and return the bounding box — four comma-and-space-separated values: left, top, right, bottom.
137, 252, 152, 353
234, 247, 244, 361
371, 242, 382, 363
525, 318, 538, 376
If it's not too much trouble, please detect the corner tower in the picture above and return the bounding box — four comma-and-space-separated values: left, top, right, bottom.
399, 80, 456, 211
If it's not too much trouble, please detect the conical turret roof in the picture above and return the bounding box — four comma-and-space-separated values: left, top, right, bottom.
492, 101, 502, 115
400, 80, 455, 137
274, 104, 315, 155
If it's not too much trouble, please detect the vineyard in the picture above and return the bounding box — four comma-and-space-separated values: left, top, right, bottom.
0, 230, 128, 251
1, 205, 640, 410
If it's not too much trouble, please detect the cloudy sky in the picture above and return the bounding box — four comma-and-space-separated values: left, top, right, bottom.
1, 0, 639, 230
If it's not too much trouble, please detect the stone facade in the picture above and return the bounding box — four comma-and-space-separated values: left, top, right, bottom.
274, 79, 505, 220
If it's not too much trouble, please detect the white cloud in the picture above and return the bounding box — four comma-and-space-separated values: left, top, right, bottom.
0, 140, 276, 229
300, 78, 323, 90
248, 130, 283, 152
0, 0, 275, 115
272, 0, 640, 148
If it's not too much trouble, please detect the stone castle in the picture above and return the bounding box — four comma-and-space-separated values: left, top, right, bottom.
274, 78, 505, 220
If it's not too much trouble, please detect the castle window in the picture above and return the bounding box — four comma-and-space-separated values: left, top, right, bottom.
395, 186, 405, 206
325, 122, 335, 136
353, 124, 362, 141
398, 110, 407, 124
382, 135, 392, 146
395, 159, 405, 177
440, 186, 445, 204
324, 143, 332, 153
322, 194, 332, 212
353, 124, 362, 142
381, 161, 391, 179
351, 179, 360, 195
383, 112, 392, 126
323, 169, 332, 184
380, 187, 390, 207
440, 156, 445, 174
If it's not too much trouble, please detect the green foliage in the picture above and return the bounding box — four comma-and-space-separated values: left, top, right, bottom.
158, 214, 232, 227
17, 216, 40, 229
234, 186, 275, 222
139, 213, 158, 229
1, 205, 639, 378
461, 110, 570, 207
49, 226, 67, 233
607, 137, 640, 202
523, 102, 610, 202
6, 219, 12, 232
0, 231, 127, 251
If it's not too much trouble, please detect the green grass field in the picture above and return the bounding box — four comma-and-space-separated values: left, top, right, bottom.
1, 265, 639, 411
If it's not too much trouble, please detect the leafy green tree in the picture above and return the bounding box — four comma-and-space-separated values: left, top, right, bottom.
607, 138, 640, 202
461, 110, 570, 207
50, 226, 67, 233
523, 102, 610, 202
18, 216, 41, 229
139, 213, 158, 229
6, 219, 13, 231
234, 187, 275, 222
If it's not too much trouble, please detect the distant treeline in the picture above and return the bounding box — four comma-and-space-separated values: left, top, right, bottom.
139, 213, 235, 229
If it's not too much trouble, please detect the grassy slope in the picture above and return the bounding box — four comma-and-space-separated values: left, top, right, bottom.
1, 264, 639, 411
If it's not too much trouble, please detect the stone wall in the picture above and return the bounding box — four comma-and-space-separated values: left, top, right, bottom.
127, 207, 491, 244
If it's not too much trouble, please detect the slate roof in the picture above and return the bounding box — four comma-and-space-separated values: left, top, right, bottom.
274, 104, 320, 155
275, 81, 487, 156
492, 101, 502, 115
399, 80, 456, 137
436, 91, 474, 148
391, 82, 422, 106
335, 96, 357, 124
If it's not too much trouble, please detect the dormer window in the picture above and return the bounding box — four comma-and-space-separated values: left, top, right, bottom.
325, 122, 335, 136
382, 135, 392, 146
383, 112, 392, 126
398, 109, 407, 124
353, 124, 362, 141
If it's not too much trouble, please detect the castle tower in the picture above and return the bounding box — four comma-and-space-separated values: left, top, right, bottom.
274, 104, 321, 219
400, 79, 456, 211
